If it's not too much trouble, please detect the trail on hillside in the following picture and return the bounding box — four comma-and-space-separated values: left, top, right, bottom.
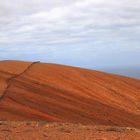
0, 62, 39, 101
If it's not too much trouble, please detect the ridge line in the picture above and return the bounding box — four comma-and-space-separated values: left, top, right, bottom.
0, 61, 40, 101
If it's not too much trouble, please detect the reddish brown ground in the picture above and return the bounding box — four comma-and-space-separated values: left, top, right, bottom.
0, 60, 140, 139
0, 122, 140, 140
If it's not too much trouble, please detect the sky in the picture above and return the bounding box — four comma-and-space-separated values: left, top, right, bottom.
0, 0, 140, 78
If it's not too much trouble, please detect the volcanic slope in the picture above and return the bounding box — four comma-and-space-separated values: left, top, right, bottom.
0, 60, 140, 128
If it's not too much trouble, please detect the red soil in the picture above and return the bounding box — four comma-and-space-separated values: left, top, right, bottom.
0, 60, 140, 128
0, 122, 140, 140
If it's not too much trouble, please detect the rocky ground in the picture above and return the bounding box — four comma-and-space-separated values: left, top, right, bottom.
0, 121, 140, 140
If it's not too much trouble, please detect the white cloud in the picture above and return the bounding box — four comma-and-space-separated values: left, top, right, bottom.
0, 0, 140, 46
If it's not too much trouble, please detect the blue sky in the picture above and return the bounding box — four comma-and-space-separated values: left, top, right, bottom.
0, 0, 140, 77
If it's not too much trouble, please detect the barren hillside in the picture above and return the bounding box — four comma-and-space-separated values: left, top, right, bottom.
0, 60, 140, 128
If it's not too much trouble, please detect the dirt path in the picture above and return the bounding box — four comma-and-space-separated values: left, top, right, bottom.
0, 62, 39, 100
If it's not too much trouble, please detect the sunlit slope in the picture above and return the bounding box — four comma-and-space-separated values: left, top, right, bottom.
0, 61, 140, 128
0, 60, 32, 97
